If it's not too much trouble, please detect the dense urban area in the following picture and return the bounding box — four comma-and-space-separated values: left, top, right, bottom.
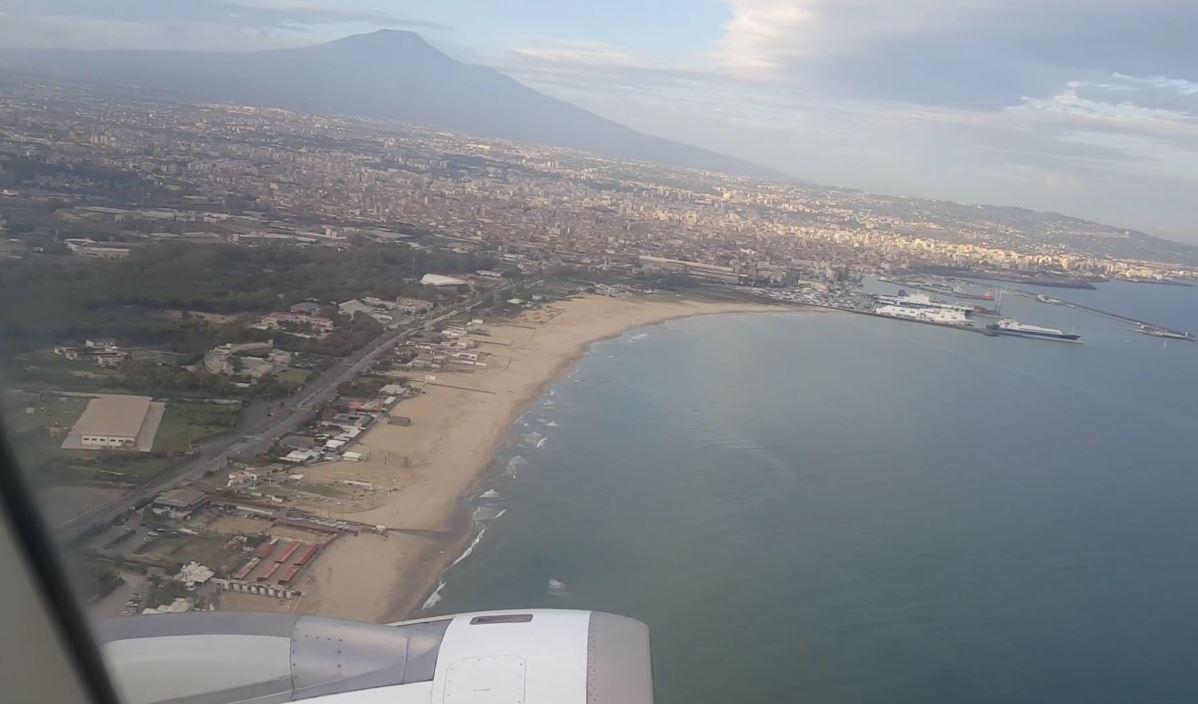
2, 71, 1196, 618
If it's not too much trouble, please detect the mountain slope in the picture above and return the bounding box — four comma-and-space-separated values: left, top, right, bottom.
0, 31, 781, 179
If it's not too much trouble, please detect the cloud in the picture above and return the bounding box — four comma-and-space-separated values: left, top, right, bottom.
1019, 87, 1192, 123
713, 1, 814, 71
0, 0, 1192, 238
0, 13, 311, 51
224, 0, 448, 30
1114, 74, 1198, 96
711, 0, 1198, 109
492, 1, 1198, 239
0, 0, 447, 50
509, 39, 643, 69
1006, 74, 1198, 160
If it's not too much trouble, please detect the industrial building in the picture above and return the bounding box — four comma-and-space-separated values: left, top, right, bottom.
152, 488, 209, 520
395, 297, 434, 314
206, 340, 282, 375
60, 394, 165, 452
419, 273, 470, 288
638, 255, 746, 284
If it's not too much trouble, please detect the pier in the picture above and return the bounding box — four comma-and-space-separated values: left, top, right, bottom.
833, 306, 993, 335
1014, 290, 1194, 338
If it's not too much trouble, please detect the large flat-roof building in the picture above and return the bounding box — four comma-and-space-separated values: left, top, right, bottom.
420, 273, 470, 288
152, 488, 209, 519
337, 298, 377, 318
638, 255, 745, 284
395, 297, 434, 314
61, 395, 165, 452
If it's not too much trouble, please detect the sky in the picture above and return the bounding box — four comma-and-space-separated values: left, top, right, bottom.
1, 1, 1196, 242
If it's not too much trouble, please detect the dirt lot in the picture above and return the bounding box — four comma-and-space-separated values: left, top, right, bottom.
137, 535, 244, 575
218, 592, 301, 614
269, 525, 335, 544
207, 515, 273, 535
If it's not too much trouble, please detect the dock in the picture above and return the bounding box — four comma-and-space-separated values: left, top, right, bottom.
1017, 290, 1194, 339
837, 307, 992, 335
794, 301, 993, 335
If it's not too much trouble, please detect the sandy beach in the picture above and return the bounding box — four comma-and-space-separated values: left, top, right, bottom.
291, 293, 795, 622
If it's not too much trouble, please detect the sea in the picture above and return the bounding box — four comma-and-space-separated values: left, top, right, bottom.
426, 280, 1198, 704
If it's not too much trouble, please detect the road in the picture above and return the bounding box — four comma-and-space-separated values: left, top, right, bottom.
59, 292, 504, 541
88, 570, 148, 619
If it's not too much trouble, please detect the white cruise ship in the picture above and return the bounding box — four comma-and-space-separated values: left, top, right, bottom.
987, 318, 1082, 342
875, 290, 973, 316
875, 304, 970, 325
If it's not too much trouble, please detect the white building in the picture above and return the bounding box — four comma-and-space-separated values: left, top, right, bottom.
203, 340, 277, 375
61, 395, 164, 452
361, 296, 398, 310
338, 299, 378, 318
151, 488, 209, 519
64, 238, 131, 259
281, 449, 322, 464
226, 470, 259, 488
176, 562, 215, 589
142, 597, 194, 615
395, 297, 434, 314
259, 312, 334, 333
420, 273, 470, 288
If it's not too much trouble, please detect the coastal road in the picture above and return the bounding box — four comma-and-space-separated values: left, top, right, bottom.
58, 290, 509, 541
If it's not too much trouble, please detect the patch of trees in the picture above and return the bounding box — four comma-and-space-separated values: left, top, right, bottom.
0, 241, 492, 353
120, 360, 238, 397
337, 376, 389, 398
275, 315, 383, 357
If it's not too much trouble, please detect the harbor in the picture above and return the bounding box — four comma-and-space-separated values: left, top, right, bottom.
425, 296, 1198, 704
876, 276, 1198, 342
749, 274, 1197, 345
1019, 293, 1194, 341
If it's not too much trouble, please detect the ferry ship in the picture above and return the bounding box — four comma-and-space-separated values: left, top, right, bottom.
875, 291, 973, 316
875, 304, 970, 325
986, 318, 1081, 342
896, 280, 994, 301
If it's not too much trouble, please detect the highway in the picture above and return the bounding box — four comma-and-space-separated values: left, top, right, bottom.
58, 294, 501, 542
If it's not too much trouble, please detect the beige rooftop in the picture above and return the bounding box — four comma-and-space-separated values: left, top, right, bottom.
73, 395, 152, 438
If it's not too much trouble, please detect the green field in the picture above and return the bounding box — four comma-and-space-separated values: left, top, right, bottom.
153, 401, 240, 453
2, 395, 238, 487
8, 352, 128, 392
275, 367, 310, 388
295, 482, 347, 498
1, 241, 492, 355
78, 455, 179, 483
3, 395, 87, 482
5, 394, 89, 436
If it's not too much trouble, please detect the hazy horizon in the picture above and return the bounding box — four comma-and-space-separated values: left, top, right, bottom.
2, 0, 1195, 243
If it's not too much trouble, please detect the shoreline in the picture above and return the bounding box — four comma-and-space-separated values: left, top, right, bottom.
290, 293, 808, 623
404, 297, 809, 617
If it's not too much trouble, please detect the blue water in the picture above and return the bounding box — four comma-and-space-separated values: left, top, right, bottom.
429, 284, 1198, 703
992, 279, 1198, 333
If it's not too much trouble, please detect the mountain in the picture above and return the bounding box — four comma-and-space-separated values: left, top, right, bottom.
0, 30, 781, 180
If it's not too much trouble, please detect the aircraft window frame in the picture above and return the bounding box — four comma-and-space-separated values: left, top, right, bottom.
0, 421, 122, 704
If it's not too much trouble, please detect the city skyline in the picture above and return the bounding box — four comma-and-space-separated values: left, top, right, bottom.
1, 74, 1192, 280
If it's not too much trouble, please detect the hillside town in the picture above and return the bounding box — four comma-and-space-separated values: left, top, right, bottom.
0, 73, 1194, 287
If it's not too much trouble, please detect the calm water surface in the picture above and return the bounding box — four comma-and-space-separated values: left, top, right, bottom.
429, 284, 1198, 704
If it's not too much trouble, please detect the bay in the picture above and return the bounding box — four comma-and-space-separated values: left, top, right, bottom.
429, 284, 1198, 704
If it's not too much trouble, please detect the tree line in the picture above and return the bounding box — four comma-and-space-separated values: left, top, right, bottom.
0, 240, 493, 353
